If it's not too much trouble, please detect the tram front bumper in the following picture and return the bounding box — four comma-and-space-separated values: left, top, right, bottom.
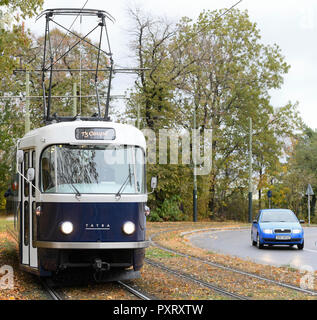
33, 240, 150, 249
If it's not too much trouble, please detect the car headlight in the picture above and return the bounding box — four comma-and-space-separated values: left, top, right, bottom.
263, 229, 273, 234
60, 221, 74, 235
122, 221, 135, 235
292, 229, 302, 234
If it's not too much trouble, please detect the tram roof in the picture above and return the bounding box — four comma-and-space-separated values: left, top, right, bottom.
19, 121, 146, 151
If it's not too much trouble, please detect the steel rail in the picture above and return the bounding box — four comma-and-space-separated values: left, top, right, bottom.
149, 228, 317, 297
40, 279, 64, 300
117, 281, 152, 300
145, 258, 248, 300
6, 226, 18, 243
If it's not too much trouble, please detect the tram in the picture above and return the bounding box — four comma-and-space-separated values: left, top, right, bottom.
7, 8, 156, 280
15, 121, 153, 279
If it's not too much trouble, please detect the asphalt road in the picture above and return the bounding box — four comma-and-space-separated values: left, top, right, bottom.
189, 227, 317, 271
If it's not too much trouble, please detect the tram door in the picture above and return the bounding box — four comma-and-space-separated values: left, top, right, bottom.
21, 150, 38, 268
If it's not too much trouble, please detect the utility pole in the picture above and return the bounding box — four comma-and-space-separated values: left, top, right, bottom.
193, 107, 198, 222
308, 195, 311, 225
25, 70, 30, 133
72, 82, 77, 117
248, 117, 252, 223
306, 184, 314, 225
137, 102, 140, 129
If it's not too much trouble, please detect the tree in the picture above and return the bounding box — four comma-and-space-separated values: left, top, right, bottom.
0, 0, 43, 76
126, 7, 302, 221
284, 128, 317, 219
0, 0, 43, 207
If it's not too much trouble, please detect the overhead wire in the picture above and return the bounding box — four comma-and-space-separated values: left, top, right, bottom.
160, 0, 243, 57
53, 0, 89, 59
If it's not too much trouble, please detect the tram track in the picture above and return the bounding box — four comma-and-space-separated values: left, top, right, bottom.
145, 258, 248, 300
118, 281, 153, 300
41, 278, 152, 301
149, 228, 317, 298
40, 279, 64, 300
6, 225, 18, 243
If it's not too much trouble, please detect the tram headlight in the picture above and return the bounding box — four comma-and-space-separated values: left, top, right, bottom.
122, 221, 135, 235
60, 221, 74, 235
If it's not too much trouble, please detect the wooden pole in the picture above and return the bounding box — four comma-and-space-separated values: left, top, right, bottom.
25, 71, 30, 133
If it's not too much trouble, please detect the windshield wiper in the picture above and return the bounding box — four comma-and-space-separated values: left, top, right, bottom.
58, 170, 81, 197
116, 165, 133, 198
70, 181, 81, 197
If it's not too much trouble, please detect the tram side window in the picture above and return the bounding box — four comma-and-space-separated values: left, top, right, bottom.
41, 147, 56, 192
32, 151, 36, 197
32, 201, 37, 247
24, 201, 29, 246
24, 152, 29, 197
135, 147, 145, 193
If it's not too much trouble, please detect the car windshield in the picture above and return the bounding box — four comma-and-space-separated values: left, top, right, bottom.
260, 210, 298, 223
40, 144, 145, 194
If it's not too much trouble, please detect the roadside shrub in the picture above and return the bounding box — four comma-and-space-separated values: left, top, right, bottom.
148, 195, 185, 222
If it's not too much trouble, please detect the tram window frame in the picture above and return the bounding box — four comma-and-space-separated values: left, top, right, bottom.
39, 144, 146, 194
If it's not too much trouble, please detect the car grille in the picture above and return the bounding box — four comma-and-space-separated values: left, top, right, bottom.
274, 229, 291, 233
263, 238, 301, 243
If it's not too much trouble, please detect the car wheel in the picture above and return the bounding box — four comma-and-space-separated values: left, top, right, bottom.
257, 234, 263, 249
297, 241, 304, 250
251, 232, 257, 246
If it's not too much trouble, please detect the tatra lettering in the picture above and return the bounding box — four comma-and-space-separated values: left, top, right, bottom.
85, 223, 110, 230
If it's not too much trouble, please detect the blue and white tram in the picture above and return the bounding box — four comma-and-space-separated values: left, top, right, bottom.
15, 121, 153, 279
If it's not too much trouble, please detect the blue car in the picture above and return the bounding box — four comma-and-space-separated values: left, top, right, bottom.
251, 209, 304, 250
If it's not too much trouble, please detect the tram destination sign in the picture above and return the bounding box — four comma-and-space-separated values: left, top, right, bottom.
75, 128, 116, 140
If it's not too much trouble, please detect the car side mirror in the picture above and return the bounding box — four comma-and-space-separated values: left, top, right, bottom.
253, 220, 258, 224
300, 220, 305, 224
27, 168, 35, 181
144, 205, 150, 217
151, 176, 157, 189
17, 150, 24, 164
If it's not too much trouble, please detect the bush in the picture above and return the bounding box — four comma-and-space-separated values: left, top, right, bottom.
148, 195, 185, 222
0, 197, 6, 210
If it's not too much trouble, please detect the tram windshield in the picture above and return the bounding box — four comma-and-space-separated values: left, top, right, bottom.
40, 144, 145, 194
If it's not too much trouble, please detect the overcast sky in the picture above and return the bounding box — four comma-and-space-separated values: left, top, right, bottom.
25, 0, 317, 129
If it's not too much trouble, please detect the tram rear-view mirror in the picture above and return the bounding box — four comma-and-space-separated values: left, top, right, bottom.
17, 150, 24, 164
27, 168, 35, 181
151, 176, 158, 189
